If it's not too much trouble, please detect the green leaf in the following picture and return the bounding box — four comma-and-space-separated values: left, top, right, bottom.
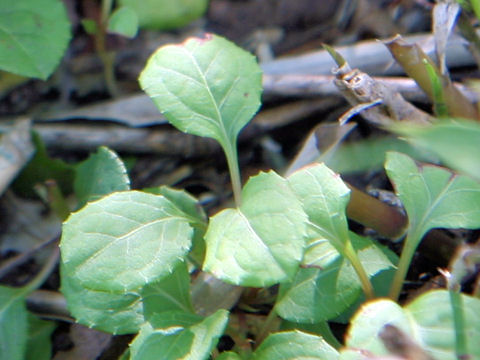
81, 19, 98, 35
74, 146, 130, 207
142, 261, 195, 320
25, 315, 55, 360
144, 185, 207, 226
0, 0, 71, 79
119, 0, 208, 30
217, 352, 242, 360
344, 290, 480, 360
287, 163, 351, 253
60, 191, 193, 292
0, 286, 28, 360
13, 132, 75, 198
390, 119, 480, 181
286, 163, 377, 300
130, 309, 229, 360
60, 265, 144, 335
139, 34, 262, 150
325, 136, 435, 175
276, 233, 395, 323
203, 171, 307, 287
252, 330, 339, 360
131, 321, 194, 360
386, 152, 480, 299
385, 152, 480, 240
107, 6, 138, 38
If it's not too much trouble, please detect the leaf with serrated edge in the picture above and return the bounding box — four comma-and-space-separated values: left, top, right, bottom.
60, 264, 144, 335
343, 290, 480, 360
130, 310, 228, 360
75, 146, 130, 208
385, 152, 480, 239
139, 34, 262, 149
276, 232, 395, 323
0, 0, 71, 79
287, 163, 350, 253
60, 191, 193, 292
252, 330, 339, 360
203, 171, 307, 287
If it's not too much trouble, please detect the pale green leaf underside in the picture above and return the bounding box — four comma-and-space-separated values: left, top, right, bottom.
385, 152, 480, 239
74, 146, 130, 208
203, 171, 307, 287
60, 265, 144, 335
344, 290, 480, 360
60, 191, 193, 292
139, 34, 262, 149
252, 330, 339, 360
276, 232, 395, 323
0, 0, 71, 79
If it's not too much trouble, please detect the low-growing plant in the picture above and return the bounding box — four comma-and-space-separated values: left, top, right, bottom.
53, 33, 480, 360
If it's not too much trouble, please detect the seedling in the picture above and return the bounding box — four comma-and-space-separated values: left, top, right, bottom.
53, 34, 480, 359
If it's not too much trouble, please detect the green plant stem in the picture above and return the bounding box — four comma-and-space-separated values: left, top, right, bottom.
255, 308, 278, 347
94, 0, 118, 97
101, 0, 113, 23
223, 143, 242, 206
388, 233, 420, 300
449, 290, 468, 359
344, 240, 375, 299
45, 180, 70, 221
23, 246, 60, 295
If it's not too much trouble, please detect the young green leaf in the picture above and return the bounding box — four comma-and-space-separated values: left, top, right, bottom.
275, 232, 395, 323
13, 132, 75, 198
203, 171, 307, 287
287, 163, 375, 299
0, 286, 28, 360
0, 0, 71, 79
74, 146, 130, 207
252, 330, 339, 360
139, 34, 262, 204
390, 119, 480, 181
60, 191, 193, 292
107, 6, 139, 38
61, 265, 144, 335
385, 152, 480, 299
130, 309, 229, 360
139, 34, 262, 147
141, 262, 195, 320
344, 290, 480, 360
386, 151, 480, 236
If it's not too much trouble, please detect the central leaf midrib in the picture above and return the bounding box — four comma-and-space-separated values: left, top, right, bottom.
183, 47, 231, 144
